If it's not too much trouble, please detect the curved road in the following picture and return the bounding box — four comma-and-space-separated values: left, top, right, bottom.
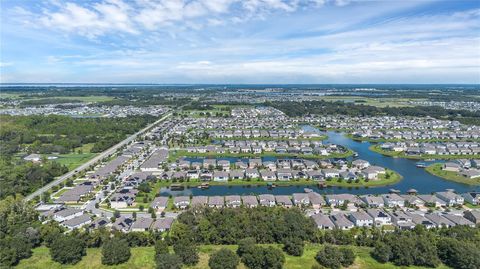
25, 112, 172, 201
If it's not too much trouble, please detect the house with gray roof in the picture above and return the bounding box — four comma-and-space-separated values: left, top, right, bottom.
61, 214, 92, 230
151, 196, 169, 212
425, 213, 455, 228
131, 217, 154, 232
112, 216, 134, 232
329, 213, 354, 230
443, 214, 475, 227
348, 211, 374, 227
436, 191, 464, 206
366, 209, 391, 226
463, 210, 480, 224
208, 196, 224, 208
258, 194, 275, 207
152, 217, 175, 232
292, 193, 310, 207
225, 195, 242, 208
311, 214, 335, 229
191, 196, 208, 207
275, 195, 293, 208
308, 192, 325, 209
174, 196, 190, 209
53, 208, 83, 222
242, 195, 258, 208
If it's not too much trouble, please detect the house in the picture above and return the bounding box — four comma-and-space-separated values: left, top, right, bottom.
307, 170, 324, 181
203, 159, 216, 169
292, 193, 310, 207
229, 169, 245, 180
443, 214, 475, 227
225, 195, 242, 208
275, 195, 293, 208
360, 195, 384, 208
325, 194, 358, 207
24, 153, 42, 162
218, 160, 231, 171
191, 196, 208, 207
258, 194, 275, 207
61, 214, 92, 230
110, 189, 138, 209
443, 162, 461, 172
249, 158, 262, 168
112, 216, 134, 232
329, 214, 354, 230
322, 168, 340, 179
382, 194, 405, 208
461, 169, 480, 179
308, 192, 325, 209
53, 208, 83, 222
401, 195, 425, 207
406, 212, 435, 229
462, 192, 480, 205
89, 218, 110, 229
418, 194, 447, 207
436, 191, 464, 206
276, 169, 293, 181
463, 210, 480, 224
425, 213, 455, 228
366, 209, 392, 226
352, 159, 370, 169
131, 217, 154, 232
213, 171, 229, 182
56, 184, 94, 203
260, 170, 276, 181
208, 196, 224, 208
245, 168, 259, 179
242, 195, 258, 208
311, 214, 335, 230
186, 170, 199, 180
348, 211, 374, 227
173, 196, 190, 209
151, 196, 169, 212
151, 217, 175, 232
389, 211, 415, 230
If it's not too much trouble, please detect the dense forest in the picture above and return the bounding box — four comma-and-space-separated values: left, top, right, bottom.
0, 114, 157, 199
268, 100, 480, 125
0, 114, 156, 156
2, 201, 479, 268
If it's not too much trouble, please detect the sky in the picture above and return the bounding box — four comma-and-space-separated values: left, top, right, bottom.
1, 0, 480, 84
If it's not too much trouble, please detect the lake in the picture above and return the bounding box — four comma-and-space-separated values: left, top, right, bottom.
160, 131, 480, 196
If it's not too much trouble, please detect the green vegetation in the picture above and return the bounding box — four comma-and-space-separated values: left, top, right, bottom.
369, 145, 480, 160
0, 114, 156, 200
269, 100, 480, 126
425, 163, 480, 185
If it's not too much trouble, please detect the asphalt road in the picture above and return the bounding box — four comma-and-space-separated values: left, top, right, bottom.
25, 112, 172, 202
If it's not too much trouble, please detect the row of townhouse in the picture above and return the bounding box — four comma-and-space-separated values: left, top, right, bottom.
381, 141, 480, 155
165, 192, 326, 210
352, 129, 480, 141
311, 209, 479, 230
184, 143, 343, 155
156, 165, 385, 182
207, 129, 323, 139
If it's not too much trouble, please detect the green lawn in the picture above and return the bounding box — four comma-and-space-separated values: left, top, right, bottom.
369, 145, 480, 160
425, 163, 480, 185
16, 244, 451, 269
51, 152, 97, 171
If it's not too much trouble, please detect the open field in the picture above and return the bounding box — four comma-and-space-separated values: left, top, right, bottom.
369, 145, 480, 160
314, 96, 422, 108
16, 244, 451, 269
425, 163, 480, 185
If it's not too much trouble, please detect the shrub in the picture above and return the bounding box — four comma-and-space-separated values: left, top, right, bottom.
101, 238, 131, 265
208, 248, 239, 269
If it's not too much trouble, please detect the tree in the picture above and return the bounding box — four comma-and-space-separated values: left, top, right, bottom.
208, 248, 239, 269
371, 242, 391, 263
283, 237, 304, 256
155, 253, 183, 269
101, 238, 131, 265
155, 240, 169, 256
173, 239, 199, 266
315, 246, 355, 269
241, 246, 285, 269
237, 237, 256, 257
437, 238, 480, 269
315, 246, 343, 269
49, 235, 86, 265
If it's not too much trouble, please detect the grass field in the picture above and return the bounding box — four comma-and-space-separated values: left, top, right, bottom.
314, 96, 421, 108
16, 244, 451, 269
425, 163, 480, 185
45, 144, 97, 170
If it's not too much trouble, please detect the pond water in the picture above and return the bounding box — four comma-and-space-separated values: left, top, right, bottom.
161, 131, 480, 196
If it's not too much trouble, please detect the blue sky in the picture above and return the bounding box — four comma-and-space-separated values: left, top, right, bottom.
1, 0, 479, 84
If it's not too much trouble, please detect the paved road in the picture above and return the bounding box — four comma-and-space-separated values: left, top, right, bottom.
25, 112, 172, 201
